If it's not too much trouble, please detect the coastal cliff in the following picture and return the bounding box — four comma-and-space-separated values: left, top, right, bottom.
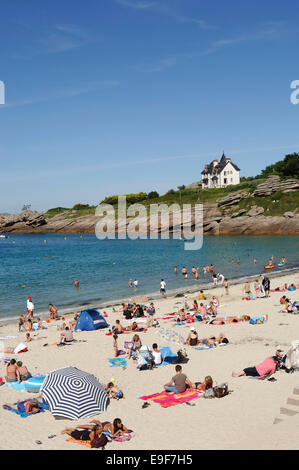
1, 176, 299, 235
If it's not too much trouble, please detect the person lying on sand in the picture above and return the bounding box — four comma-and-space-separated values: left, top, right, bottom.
185, 327, 199, 346
92, 418, 129, 437
105, 381, 124, 400
164, 365, 195, 394
3, 397, 43, 415
198, 333, 229, 346
194, 375, 213, 391
232, 347, 283, 378
4, 359, 20, 383
282, 301, 294, 313
25, 333, 46, 342
61, 422, 105, 442
126, 321, 139, 331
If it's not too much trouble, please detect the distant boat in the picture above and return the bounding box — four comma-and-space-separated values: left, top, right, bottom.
0, 234, 8, 238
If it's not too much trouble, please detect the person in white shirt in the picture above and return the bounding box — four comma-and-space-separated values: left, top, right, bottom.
160, 279, 166, 297
26, 296, 34, 319
152, 343, 162, 365
217, 273, 225, 285
133, 279, 138, 288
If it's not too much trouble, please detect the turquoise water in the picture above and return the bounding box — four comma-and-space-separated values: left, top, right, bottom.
0, 234, 298, 320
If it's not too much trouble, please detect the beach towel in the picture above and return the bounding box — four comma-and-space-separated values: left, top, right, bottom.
108, 358, 127, 367
4, 381, 27, 391
139, 389, 204, 408
157, 346, 177, 366
3, 399, 49, 418
66, 438, 91, 448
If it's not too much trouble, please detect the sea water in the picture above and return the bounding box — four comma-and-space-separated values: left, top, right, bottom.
0, 234, 298, 320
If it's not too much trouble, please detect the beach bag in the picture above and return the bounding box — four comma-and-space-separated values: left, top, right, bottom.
213, 383, 228, 398
203, 388, 215, 399
249, 318, 257, 325
90, 434, 108, 448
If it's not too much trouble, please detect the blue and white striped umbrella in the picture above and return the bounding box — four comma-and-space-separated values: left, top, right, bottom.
40, 367, 108, 420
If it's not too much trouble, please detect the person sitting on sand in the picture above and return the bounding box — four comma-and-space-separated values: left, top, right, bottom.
17, 361, 32, 381
69, 314, 78, 330
194, 375, 213, 391
151, 343, 162, 365
198, 303, 207, 316
185, 327, 199, 346
280, 296, 288, 305
128, 334, 141, 359
3, 397, 43, 415
244, 280, 252, 297
111, 320, 124, 334
25, 318, 33, 332
232, 347, 283, 378
146, 302, 156, 316
60, 326, 74, 344
5, 359, 20, 383
177, 308, 186, 322
105, 382, 124, 400
193, 300, 199, 312
198, 290, 206, 301
206, 302, 217, 316
164, 365, 195, 394
123, 304, 133, 320
49, 303, 59, 320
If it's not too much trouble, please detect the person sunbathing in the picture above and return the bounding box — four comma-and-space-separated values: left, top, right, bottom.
176, 309, 186, 322
101, 418, 129, 437
194, 375, 213, 391
185, 328, 199, 346
69, 314, 78, 330
198, 333, 228, 346
232, 348, 283, 378
61, 422, 104, 441
3, 397, 43, 415
164, 364, 195, 394
280, 295, 288, 304
17, 361, 32, 381
206, 302, 217, 316
282, 301, 293, 313
25, 333, 46, 342
4, 359, 20, 383
105, 382, 124, 400
111, 320, 124, 334
126, 321, 139, 331
60, 326, 74, 343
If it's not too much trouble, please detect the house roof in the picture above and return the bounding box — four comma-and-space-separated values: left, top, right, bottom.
201, 153, 240, 175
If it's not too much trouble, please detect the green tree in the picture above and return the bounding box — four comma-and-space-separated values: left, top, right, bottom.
147, 191, 159, 199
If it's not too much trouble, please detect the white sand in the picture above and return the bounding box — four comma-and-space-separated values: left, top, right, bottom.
0, 272, 298, 450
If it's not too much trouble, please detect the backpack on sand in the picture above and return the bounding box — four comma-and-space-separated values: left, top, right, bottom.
213, 383, 229, 398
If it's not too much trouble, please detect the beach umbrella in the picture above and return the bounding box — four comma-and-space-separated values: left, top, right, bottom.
156, 328, 185, 346
40, 367, 108, 420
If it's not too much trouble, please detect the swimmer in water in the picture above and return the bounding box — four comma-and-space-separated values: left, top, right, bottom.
74, 280, 79, 288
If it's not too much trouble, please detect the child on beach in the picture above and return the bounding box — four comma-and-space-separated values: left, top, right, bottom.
18, 315, 25, 332
113, 334, 119, 357
105, 381, 124, 400
224, 279, 229, 295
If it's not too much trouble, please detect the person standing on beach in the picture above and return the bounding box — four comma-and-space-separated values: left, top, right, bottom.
263, 277, 271, 297
49, 303, 59, 320
26, 296, 34, 320
212, 273, 217, 288
224, 278, 229, 295
160, 279, 166, 297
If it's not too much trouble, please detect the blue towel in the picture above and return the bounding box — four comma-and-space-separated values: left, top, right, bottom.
5, 382, 27, 391
3, 399, 49, 418
109, 358, 127, 367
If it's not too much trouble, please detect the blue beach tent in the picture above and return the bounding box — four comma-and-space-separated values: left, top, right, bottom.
75, 309, 108, 331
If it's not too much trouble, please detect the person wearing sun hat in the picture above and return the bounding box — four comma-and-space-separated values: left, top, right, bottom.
185, 327, 198, 346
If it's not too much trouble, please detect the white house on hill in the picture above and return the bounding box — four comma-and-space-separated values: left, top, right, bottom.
201, 153, 240, 189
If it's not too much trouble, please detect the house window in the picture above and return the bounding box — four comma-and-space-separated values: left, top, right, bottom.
224, 178, 227, 184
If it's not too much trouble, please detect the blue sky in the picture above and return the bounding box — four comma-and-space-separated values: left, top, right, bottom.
0, 0, 299, 213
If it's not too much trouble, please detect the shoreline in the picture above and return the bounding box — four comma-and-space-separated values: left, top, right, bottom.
1, 265, 298, 327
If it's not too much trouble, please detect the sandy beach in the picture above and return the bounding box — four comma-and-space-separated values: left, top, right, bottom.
0, 272, 298, 450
